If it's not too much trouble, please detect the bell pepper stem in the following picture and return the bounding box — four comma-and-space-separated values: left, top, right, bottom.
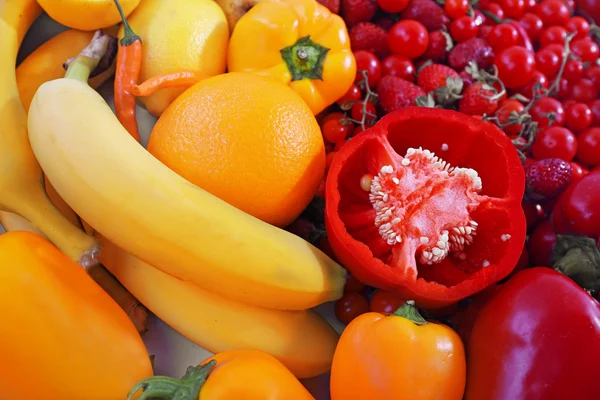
393, 300, 428, 325
65, 30, 114, 82
551, 235, 600, 295
280, 36, 329, 81
127, 360, 216, 400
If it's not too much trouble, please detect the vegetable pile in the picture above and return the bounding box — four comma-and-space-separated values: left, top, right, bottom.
0, 0, 599, 399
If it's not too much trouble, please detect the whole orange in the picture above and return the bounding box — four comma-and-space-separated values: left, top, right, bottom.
147, 72, 326, 228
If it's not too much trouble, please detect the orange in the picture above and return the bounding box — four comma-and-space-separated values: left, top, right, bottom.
148, 72, 326, 228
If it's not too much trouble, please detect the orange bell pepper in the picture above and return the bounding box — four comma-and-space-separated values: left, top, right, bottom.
0, 231, 153, 400
128, 350, 315, 399
330, 301, 466, 400
227, 0, 356, 115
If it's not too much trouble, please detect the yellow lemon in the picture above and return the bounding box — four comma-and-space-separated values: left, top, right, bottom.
120, 0, 229, 117
37, 0, 140, 31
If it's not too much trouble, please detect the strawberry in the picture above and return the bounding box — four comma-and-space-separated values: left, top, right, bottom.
458, 83, 499, 116
421, 30, 452, 63
350, 22, 389, 59
400, 0, 450, 32
525, 158, 573, 201
459, 70, 474, 87
317, 0, 341, 13
448, 38, 494, 72
376, 75, 426, 114
417, 64, 459, 93
341, 0, 378, 27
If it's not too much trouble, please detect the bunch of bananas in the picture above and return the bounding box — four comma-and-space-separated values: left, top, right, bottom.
0, 0, 346, 379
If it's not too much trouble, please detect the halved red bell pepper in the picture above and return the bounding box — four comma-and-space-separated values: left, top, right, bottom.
324, 107, 526, 309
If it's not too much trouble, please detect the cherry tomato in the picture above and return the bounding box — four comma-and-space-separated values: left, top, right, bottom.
369, 290, 404, 314
571, 38, 600, 63
566, 16, 591, 40
589, 99, 600, 127
569, 79, 599, 104
534, 0, 570, 27
524, 0, 537, 10
354, 51, 382, 88
344, 274, 367, 294
388, 20, 429, 60
351, 102, 377, 126
534, 49, 561, 79
322, 113, 353, 144
450, 16, 479, 42
563, 60, 584, 82
377, 0, 410, 13
539, 26, 568, 47
557, 78, 570, 100
565, 103, 592, 133
481, 3, 505, 23
576, 127, 600, 166
569, 161, 589, 183
351, 125, 366, 137
500, 0, 526, 18
337, 84, 362, 110
495, 46, 536, 89
444, 0, 469, 18
496, 99, 526, 135
516, 71, 548, 99
334, 292, 369, 325
530, 97, 565, 127
488, 24, 519, 51
519, 13, 543, 42
584, 66, 600, 91
527, 220, 556, 267
532, 126, 578, 161
522, 200, 546, 229
381, 55, 415, 82
542, 43, 566, 64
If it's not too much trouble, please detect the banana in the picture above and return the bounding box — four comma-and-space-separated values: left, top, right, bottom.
0, 0, 99, 266
98, 235, 339, 379
27, 60, 347, 311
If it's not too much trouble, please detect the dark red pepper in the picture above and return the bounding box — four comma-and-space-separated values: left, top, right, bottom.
324, 107, 526, 309
465, 267, 600, 400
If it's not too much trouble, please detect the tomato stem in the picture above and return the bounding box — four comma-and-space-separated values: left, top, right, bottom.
393, 300, 428, 325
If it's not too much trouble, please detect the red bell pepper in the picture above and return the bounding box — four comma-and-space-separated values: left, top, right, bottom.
465, 267, 600, 400
324, 107, 526, 308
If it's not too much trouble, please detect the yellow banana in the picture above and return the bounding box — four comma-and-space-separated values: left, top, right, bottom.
0, 0, 99, 266
98, 235, 339, 379
28, 56, 347, 311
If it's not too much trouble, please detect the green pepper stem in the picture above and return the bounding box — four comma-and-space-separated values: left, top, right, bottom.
393, 300, 428, 325
113, 0, 141, 46
65, 30, 113, 82
127, 360, 216, 400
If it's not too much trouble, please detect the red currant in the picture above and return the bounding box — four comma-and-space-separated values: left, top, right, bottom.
539, 26, 568, 47
500, 0, 526, 19
584, 66, 600, 91
337, 84, 362, 110
444, 0, 470, 19
534, 0, 570, 27
563, 60, 584, 82
570, 79, 599, 104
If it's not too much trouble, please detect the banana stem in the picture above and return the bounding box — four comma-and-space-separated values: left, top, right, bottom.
65, 30, 114, 82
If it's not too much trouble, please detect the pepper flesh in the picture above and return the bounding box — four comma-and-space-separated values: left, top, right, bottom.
325, 107, 526, 308
227, 0, 356, 115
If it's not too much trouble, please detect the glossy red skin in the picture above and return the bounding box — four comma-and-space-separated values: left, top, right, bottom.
381, 55, 415, 82
576, 127, 600, 166
495, 46, 536, 89
552, 170, 600, 237
518, 13, 543, 42
465, 267, 600, 400
576, 0, 600, 24
354, 51, 381, 88
534, 0, 570, 27
539, 26, 567, 47
527, 219, 556, 267
324, 107, 526, 309
530, 97, 565, 127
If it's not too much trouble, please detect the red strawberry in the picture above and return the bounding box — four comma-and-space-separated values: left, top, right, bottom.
341, 0, 378, 27
376, 75, 426, 113
350, 22, 389, 59
317, 0, 341, 13
400, 0, 450, 32
525, 158, 573, 201
421, 30, 452, 63
417, 64, 459, 93
459, 70, 474, 87
448, 38, 494, 72
458, 83, 499, 115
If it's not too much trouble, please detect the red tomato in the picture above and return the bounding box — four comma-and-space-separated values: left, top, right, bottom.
565, 103, 593, 133
522, 200, 546, 229
351, 102, 377, 126
575, 0, 600, 25
381, 55, 415, 82
388, 20, 430, 60
563, 60, 584, 82
515, 71, 548, 99
576, 128, 600, 166
322, 113, 353, 144
377, 0, 409, 13
444, 0, 469, 18
570, 79, 599, 104
530, 97, 565, 127
334, 292, 369, 325
557, 78, 570, 100
495, 46, 536, 89
519, 13, 543, 42
569, 161, 589, 183
590, 99, 600, 127
369, 290, 405, 314
500, 0, 526, 18
532, 126, 578, 161
496, 99, 525, 135
354, 51, 382, 88
450, 16, 479, 42
539, 26, 568, 47
344, 274, 367, 294
571, 39, 600, 63
488, 24, 519, 51
534, 0, 571, 27
527, 220, 556, 267
535, 49, 561, 79
585, 66, 600, 91
337, 85, 362, 110
566, 16, 591, 40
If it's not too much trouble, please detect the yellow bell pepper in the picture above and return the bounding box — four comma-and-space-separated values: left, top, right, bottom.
227, 0, 356, 115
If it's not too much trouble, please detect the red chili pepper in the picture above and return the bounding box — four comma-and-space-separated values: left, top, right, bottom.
113, 0, 141, 142
324, 107, 526, 309
132, 71, 208, 97
465, 267, 600, 400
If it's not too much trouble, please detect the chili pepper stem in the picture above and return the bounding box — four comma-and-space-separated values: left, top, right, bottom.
127, 360, 216, 400
393, 300, 429, 325
113, 0, 141, 46
65, 31, 113, 82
